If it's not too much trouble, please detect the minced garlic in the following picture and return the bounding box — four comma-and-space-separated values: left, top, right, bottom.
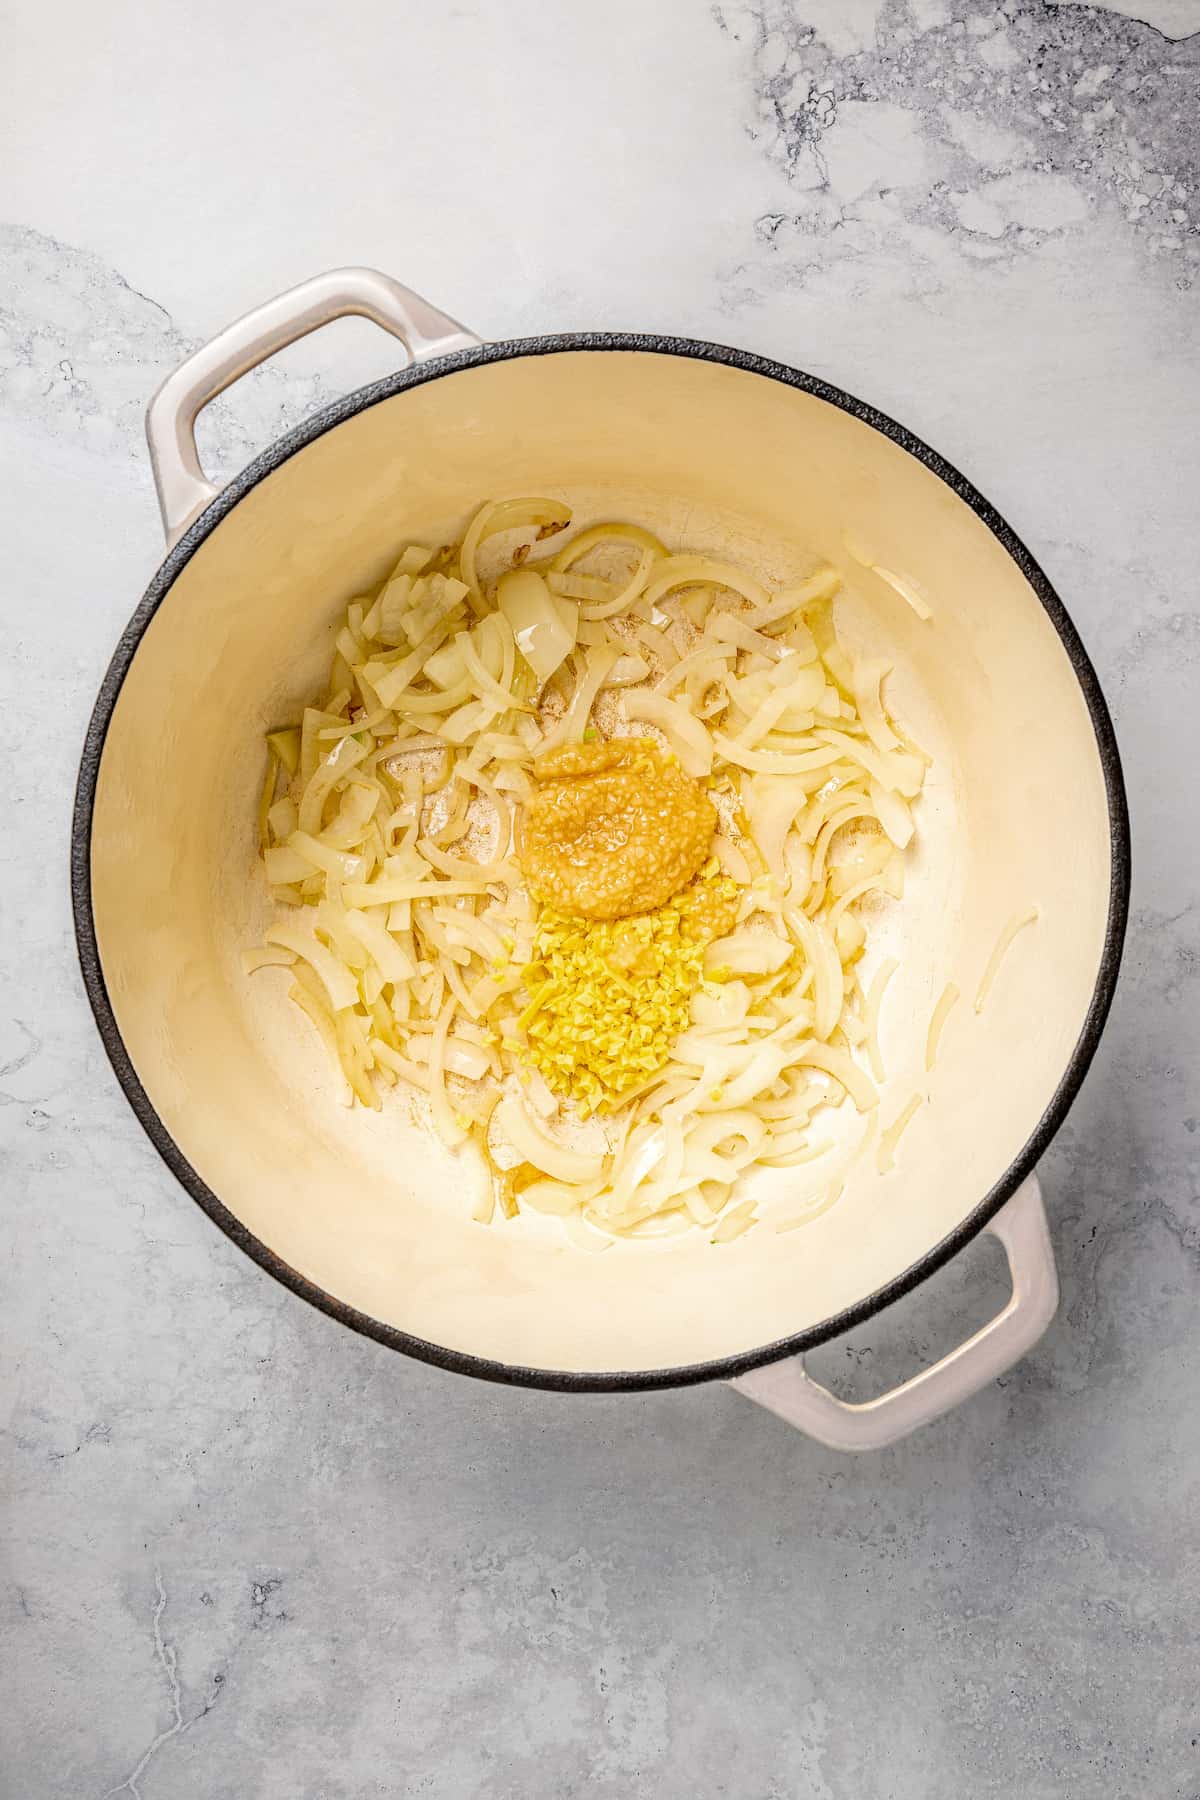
518, 870, 740, 1114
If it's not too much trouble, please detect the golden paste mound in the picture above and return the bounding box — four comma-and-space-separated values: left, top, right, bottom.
519, 738, 717, 921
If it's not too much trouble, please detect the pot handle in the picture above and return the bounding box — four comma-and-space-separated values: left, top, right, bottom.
145, 267, 481, 547
729, 1174, 1058, 1450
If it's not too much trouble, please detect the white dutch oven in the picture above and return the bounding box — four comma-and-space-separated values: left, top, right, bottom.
73, 269, 1129, 1448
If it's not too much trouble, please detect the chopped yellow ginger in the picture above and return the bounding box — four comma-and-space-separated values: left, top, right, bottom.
519, 870, 739, 1114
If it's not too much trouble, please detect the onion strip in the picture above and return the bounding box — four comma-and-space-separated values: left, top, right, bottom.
460, 497, 572, 607
862, 956, 898, 1084
621, 688, 714, 776
975, 908, 1039, 1014
642, 556, 769, 611
538, 643, 620, 751
265, 922, 359, 1012
429, 997, 468, 1147
877, 1093, 923, 1173
495, 1096, 607, 1184
551, 524, 666, 620
926, 981, 960, 1070
712, 736, 843, 777
288, 983, 353, 1106
793, 1041, 878, 1111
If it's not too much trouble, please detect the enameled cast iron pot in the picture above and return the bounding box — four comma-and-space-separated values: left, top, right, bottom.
72, 269, 1129, 1449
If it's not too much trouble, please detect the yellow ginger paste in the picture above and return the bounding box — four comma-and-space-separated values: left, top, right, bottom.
519, 738, 717, 921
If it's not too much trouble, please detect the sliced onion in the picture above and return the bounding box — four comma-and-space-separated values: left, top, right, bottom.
428, 998, 468, 1148
424, 640, 468, 690
706, 931, 792, 977
546, 569, 616, 603
783, 908, 843, 1041
699, 1044, 787, 1111
520, 1178, 595, 1216
460, 497, 572, 607
342, 909, 417, 987
297, 735, 369, 836
605, 653, 652, 687
265, 921, 359, 1012
538, 643, 620, 751
705, 611, 791, 662
321, 782, 380, 850
851, 659, 902, 754
925, 981, 960, 1071
550, 522, 666, 620
711, 1200, 757, 1244
251, 505, 931, 1242
643, 556, 768, 611
877, 1093, 923, 1173
712, 735, 842, 777
654, 643, 733, 695
621, 688, 713, 776
497, 569, 578, 683
495, 1096, 607, 1184
552, 522, 665, 567
872, 565, 933, 622
975, 908, 1039, 1015
861, 955, 897, 1084
264, 844, 313, 885
341, 876, 488, 907
743, 567, 839, 629
815, 728, 924, 797
794, 1041, 878, 1111
869, 779, 915, 849
460, 627, 534, 714
288, 983, 353, 1106
741, 776, 811, 887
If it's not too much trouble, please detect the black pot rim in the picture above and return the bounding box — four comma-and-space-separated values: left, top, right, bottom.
71, 331, 1131, 1393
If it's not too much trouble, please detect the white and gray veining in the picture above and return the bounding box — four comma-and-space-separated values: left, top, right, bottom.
1, 1, 1198, 1796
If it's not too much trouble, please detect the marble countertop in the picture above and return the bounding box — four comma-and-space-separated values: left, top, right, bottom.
3, 1, 1198, 1795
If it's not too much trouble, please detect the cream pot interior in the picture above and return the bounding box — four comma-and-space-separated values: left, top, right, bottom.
82, 345, 1122, 1383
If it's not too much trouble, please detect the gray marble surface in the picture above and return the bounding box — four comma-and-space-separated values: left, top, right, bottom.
2, 1, 1199, 1795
